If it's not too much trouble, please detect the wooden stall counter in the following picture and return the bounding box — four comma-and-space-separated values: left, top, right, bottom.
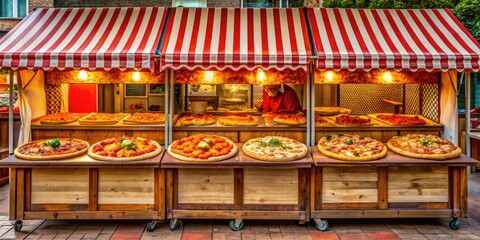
162, 144, 313, 231
310, 147, 478, 231
0, 152, 166, 232
31, 118, 165, 145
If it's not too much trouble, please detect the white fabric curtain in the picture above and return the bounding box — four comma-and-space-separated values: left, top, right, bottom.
440, 71, 458, 145
17, 70, 47, 145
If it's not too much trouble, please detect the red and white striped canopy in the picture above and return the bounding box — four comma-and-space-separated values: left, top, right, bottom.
161, 8, 312, 71
307, 8, 480, 72
0, 7, 168, 71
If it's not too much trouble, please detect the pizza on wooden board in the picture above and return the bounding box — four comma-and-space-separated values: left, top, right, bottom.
179, 114, 217, 126
88, 136, 162, 162
14, 138, 89, 160
274, 114, 307, 125
79, 113, 129, 125
242, 136, 308, 162
387, 134, 461, 160
168, 134, 237, 162
315, 107, 352, 116
315, 114, 328, 126
317, 133, 387, 161
335, 114, 373, 126
123, 112, 165, 124
218, 113, 259, 126
39, 113, 88, 125
374, 114, 427, 126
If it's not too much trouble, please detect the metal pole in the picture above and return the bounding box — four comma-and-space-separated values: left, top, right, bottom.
164, 70, 170, 147
8, 70, 14, 155
466, 73, 471, 157
169, 69, 175, 145
306, 72, 311, 146
310, 68, 316, 146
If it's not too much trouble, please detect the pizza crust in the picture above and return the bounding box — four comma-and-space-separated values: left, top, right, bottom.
387, 139, 462, 160
14, 138, 90, 160
167, 137, 237, 162
274, 115, 307, 125
242, 136, 308, 162
88, 140, 162, 162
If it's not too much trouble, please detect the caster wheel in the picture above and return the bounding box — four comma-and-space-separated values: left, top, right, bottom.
449, 218, 460, 230
315, 220, 329, 231
229, 220, 244, 231
12, 220, 22, 231
169, 219, 182, 231
146, 220, 157, 232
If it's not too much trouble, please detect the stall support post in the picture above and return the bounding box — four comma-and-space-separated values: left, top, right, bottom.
309, 68, 316, 146
168, 69, 175, 145
306, 71, 311, 146
165, 70, 170, 146
8, 70, 14, 155
466, 73, 471, 157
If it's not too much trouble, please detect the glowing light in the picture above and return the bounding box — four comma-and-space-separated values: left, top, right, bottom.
257, 69, 266, 82
325, 71, 334, 82
132, 72, 141, 81
78, 70, 88, 80
231, 85, 238, 92
383, 71, 393, 83
205, 71, 214, 82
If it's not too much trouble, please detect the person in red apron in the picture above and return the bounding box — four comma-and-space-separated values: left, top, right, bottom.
261, 84, 302, 114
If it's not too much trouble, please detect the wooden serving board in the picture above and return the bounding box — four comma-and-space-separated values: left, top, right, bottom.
78, 113, 130, 125
40, 119, 79, 125
122, 119, 165, 125
367, 114, 442, 127
324, 115, 387, 127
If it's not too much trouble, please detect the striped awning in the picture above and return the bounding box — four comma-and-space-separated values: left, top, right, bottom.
307, 8, 480, 72
160, 8, 312, 71
0, 7, 168, 71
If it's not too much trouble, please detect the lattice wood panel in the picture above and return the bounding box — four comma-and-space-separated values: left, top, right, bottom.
45, 84, 62, 114
340, 84, 403, 114
422, 84, 439, 122
405, 84, 420, 115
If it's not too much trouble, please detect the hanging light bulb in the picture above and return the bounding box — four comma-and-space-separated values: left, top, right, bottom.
205, 71, 214, 82
132, 72, 141, 82
79, 70, 88, 80
383, 71, 392, 83
325, 71, 334, 82
257, 69, 266, 82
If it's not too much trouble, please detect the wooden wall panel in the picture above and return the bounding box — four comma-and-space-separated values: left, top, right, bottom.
31, 169, 89, 204
244, 169, 298, 205
388, 167, 448, 203
98, 169, 154, 205
322, 167, 378, 203
178, 169, 234, 204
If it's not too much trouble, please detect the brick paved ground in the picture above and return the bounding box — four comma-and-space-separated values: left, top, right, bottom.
0, 172, 479, 239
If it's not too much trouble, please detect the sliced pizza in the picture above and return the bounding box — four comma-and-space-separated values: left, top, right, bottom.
317, 133, 387, 161
387, 134, 461, 160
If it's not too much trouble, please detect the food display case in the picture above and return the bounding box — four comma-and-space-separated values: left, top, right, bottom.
306, 8, 480, 231
0, 7, 169, 232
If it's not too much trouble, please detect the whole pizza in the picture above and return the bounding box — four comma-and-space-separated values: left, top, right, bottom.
88, 137, 162, 161
179, 114, 216, 126
336, 114, 373, 126
123, 112, 165, 125
14, 138, 89, 160
218, 113, 259, 126
79, 113, 129, 125
39, 113, 88, 125
374, 114, 427, 126
387, 134, 461, 160
317, 133, 387, 161
242, 136, 308, 162
168, 134, 237, 162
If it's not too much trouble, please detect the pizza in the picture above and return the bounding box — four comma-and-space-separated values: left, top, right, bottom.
317, 133, 387, 161
79, 113, 129, 125
179, 114, 216, 126
315, 114, 328, 126
218, 113, 259, 126
88, 136, 162, 161
242, 136, 308, 162
387, 134, 461, 160
335, 114, 373, 126
315, 107, 352, 116
123, 112, 165, 124
14, 138, 89, 160
262, 110, 304, 117
274, 114, 307, 125
262, 110, 304, 126
168, 134, 237, 162
39, 112, 88, 125
374, 114, 427, 126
